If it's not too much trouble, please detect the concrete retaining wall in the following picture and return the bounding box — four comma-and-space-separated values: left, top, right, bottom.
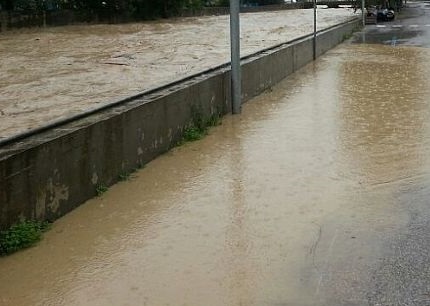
0, 18, 361, 229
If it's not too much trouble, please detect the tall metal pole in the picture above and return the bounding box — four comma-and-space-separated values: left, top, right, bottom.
362, 0, 365, 27
230, 0, 241, 114
313, 0, 317, 60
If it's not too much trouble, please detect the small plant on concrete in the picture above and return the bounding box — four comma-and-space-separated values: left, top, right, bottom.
119, 166, 142, 181
183, 126, 206, 141
119, 172, 131, 181
96, 184, 109, 196
182, 106, 222, 142
206, 112, 222, 127
192, 108, 206, 131
0, 220, 51, 256
342, 32, 353, 41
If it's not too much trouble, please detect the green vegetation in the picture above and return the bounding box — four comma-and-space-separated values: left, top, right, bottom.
96, 184, 109, 196
183, 126, 206, 141
119, 167, 141, 181
0, 0, 285, 21
0, 0, 207, 19
0, 220, 51, 256
342, 32, 353, 41
182, 106, 222, 142
206, 112, 222, 127
119, 171, 131, 181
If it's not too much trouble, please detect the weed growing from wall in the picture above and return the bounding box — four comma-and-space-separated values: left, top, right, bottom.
0, 220, 51, 256
96, 184, 109, 196
182, 106, 222, 142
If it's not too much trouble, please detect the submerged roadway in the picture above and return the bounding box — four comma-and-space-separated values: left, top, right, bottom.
1, 2, 430, 305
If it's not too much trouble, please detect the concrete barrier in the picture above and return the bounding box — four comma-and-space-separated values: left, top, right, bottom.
316, 19, 359, 56
0, 12, 7, 32
0, 18, 361, 229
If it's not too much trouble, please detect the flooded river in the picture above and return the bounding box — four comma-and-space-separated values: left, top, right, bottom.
0, 8, 358, 139
1, 41, 430, 305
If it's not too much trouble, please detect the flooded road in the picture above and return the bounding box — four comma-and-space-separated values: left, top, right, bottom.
1, 35, 430, 305
0, 8, 359, 139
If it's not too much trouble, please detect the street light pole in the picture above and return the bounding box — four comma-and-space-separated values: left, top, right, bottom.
313, 0, 317, 60
230, 0, 241, 114
362, 0, 365, 27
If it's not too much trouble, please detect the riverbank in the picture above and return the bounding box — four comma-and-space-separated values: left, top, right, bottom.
0, 7, 359, 139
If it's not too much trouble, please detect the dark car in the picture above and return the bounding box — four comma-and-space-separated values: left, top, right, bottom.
377, 8, 395, 21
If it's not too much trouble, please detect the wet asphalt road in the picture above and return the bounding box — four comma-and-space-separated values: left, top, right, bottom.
353, 2, 430, 305
353, 0, 430, 47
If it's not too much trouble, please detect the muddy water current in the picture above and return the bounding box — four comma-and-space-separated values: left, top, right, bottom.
0, 8, 359, 139
1, 42, 430, 305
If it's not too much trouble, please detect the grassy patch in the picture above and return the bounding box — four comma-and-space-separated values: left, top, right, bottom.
206, 112, 222, 127
182, 106, 222, 143
342, 32, 353, 41
119, 172, 131, 181
119, 167, 141, 181
183, 126, 207, 141
96, 184, 109, 196
0, 220, 51, 256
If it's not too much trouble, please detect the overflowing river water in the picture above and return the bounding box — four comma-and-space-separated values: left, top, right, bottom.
1, 40, 430, 305
0, 8, 359, 139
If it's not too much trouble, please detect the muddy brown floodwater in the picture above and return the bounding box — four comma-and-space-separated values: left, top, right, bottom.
1, 41, 430, 306
0, 8, 359, 139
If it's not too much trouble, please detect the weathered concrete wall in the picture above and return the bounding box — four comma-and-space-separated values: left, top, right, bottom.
316, 19, 359, 57
0, 19, 361, 229
0, 12, 7, 32
0, 73, 229, 227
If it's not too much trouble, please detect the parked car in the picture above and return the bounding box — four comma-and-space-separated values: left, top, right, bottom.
377, 8, 395, 21
366, 6, 395, 22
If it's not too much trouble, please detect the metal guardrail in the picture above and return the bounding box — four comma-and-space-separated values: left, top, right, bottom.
0, 17, 359, 148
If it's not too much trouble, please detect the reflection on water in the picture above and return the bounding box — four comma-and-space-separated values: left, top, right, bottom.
224, 134, 257, 305
1, 42, 430, 306
339, 44, 430, 186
